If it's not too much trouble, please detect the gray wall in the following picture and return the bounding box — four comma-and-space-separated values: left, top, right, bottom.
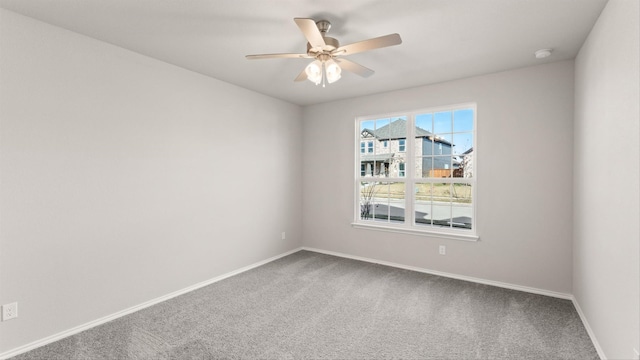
0, 9, 303, 353
573, 0, 640, 358
303, 60, 575, 294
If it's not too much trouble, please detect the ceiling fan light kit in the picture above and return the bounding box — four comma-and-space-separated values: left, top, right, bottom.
306, 58, 341, 87
246, 18, 402, 86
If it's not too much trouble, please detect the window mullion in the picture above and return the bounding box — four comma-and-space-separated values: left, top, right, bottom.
405, 114, 416, 227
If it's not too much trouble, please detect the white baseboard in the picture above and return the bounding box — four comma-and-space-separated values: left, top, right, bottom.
0, 247, 303, 360
302, 247, 573, 300
571, 296, 606, 359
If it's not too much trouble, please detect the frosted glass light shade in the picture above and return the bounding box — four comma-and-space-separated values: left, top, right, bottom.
325, 60, 342, 84
305, 60, 322, 85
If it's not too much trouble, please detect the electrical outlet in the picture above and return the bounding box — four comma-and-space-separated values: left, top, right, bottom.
439, 245, 446, 255
281, 232, 286, 240
2, 302, 18, 321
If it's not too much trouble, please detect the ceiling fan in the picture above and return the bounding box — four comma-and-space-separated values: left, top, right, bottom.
245, 18, 402, 87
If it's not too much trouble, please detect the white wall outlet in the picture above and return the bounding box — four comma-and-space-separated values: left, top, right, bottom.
281, 232, 286, 240
439, 245, 446, 255
2, 302, 18, 321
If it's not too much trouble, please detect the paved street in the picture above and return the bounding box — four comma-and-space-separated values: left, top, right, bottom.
363, 197, 472, 227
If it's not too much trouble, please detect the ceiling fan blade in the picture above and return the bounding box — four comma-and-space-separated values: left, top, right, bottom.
336, 58, 375, 78
246, 53, 310, 60
294, 18, 326, 49
335, 33, 402, 56
294, 67, 308, 82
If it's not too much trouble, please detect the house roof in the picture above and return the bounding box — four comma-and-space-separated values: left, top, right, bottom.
363, 119, 453, 145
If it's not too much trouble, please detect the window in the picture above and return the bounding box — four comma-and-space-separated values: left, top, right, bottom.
361, 141, 375, 154
354, 104, 477, 240
383, 140, 388, 148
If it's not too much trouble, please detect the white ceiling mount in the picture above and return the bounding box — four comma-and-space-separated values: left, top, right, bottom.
534, 48, 553, 59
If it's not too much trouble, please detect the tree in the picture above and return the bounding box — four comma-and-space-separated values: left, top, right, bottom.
360, 182, 378, 219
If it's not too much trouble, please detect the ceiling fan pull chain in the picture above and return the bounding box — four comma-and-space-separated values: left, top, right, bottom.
322, 62, 327, 88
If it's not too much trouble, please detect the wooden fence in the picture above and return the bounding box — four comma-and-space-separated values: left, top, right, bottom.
429, 168, 465, 178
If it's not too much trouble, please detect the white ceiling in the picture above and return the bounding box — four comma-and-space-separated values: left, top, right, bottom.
0, 0, 608, 106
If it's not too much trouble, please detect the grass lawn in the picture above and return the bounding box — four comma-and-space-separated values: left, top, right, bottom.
361, 182, 472, 203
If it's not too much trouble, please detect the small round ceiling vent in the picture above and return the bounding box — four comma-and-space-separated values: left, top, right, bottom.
535, 49, 553, 59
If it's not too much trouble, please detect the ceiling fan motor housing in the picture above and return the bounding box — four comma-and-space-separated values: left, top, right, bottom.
307, 37, 339, 56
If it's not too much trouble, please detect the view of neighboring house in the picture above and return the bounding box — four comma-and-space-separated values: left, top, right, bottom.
461, 147, 473, 178
360, 118, 461, 178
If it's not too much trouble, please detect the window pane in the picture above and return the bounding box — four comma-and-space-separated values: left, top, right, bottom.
451, 205, 473, 229
372, 182, 390, 222
434, 137, 453, 155
434, 111, 452, 134
432, 183, 451, 203
454, 109, 474, 132
389, 118, 407, 154
453, 132, 473, 156
416, 113, 433, 133
415, 156, 432, 178
422, 136, 434, 156
360, 182, 405, 223
360, 120, 375, 133
415, 183, 432, 226
431, 204, 452, 228
451, 183, 472, 228
452, 183, 472, 204
372, 161, 390, 178
359, 182, 376, 220
390, 154, 406, 177
460, 148, 474, 178
382, 182, 405, 223
376, 118, 390, 131
430, 156, 453, 178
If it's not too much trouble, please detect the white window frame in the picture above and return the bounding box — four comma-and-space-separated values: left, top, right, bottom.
353, 103, 478, 241
398, 139, 406, 152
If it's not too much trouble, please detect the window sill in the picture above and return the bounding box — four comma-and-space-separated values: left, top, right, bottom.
351, 222, 479, 242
